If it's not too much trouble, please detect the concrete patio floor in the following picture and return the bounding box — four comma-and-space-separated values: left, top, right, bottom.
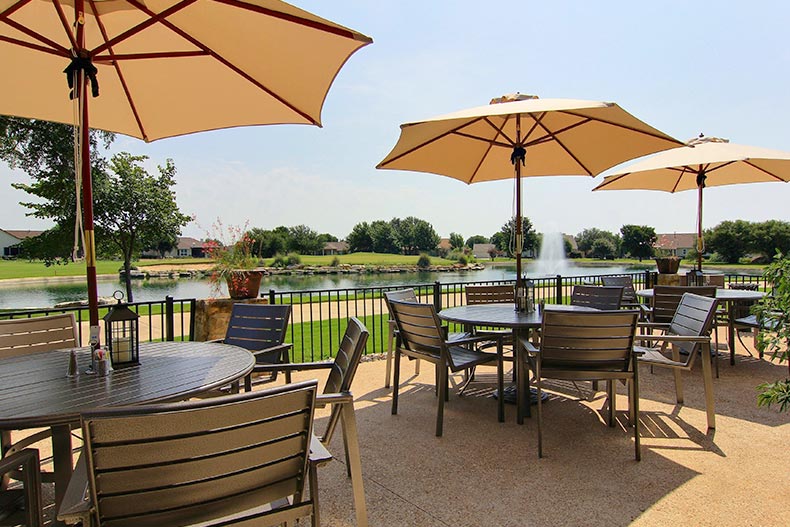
26, 332, 790, 526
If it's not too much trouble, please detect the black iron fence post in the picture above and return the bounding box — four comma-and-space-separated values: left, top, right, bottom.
268, 289, 276, 305
433, 281, 442, 311
165, 295, 174, 341
555, 275, 563, 304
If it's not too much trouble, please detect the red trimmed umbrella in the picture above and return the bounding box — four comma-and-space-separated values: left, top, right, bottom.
593, 135, 790, 270
0, 0, 371, 337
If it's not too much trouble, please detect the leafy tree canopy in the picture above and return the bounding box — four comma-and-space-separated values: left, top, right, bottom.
620, 224, 656, 261
449, 232, 465, 250
496, 217, 537, 256
705, 220, 752, 263
466, 235, 489, 249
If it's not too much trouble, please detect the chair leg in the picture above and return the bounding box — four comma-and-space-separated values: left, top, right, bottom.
607, 380, 616, 427
497, 340, 505, 423
340, 402, 369, 527
391, 349, 401, 416
385, 322, 394, 389
436, 366, 447, 437
699, 343, 717, 430
536, 365, 543, 458
633, 368, 641, 461
670, 345, 685, 404
308, 462, 320, 527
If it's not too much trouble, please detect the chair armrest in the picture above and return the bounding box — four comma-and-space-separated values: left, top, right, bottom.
206, 338, 224, 344
253, 361, 333, 374
315, 392, 354, 409
446, 334, 505, 347
637, 322, 671, 330
634, 334, 710, 344
519, 338, 539, 354
57, 454, 92, 525
251, 343, 292, 357
309, 435, 333, 467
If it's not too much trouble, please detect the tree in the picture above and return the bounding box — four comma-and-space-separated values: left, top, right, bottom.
620, 224, 656, 261
590, 237, 617, 259
0, 116, 115, 262
449, 232, 465, 250
750, 220, 790, 261
466, 235, 489, 249
753, 254, 790, 411
95, 153, 190, 301
370, 220, 400, 254
705, 220, 752, 263
247, 227, 287, 258
287, 224, 323, 254
347, 222, 373, 253
412, 220, 440, 254
496, 217, 538, 256
576, 228, 620, 257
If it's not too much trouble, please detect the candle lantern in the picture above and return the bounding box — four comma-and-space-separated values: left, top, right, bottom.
103, 291, 139, 367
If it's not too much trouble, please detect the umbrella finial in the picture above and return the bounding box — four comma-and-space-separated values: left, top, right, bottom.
490, 93, 538, 104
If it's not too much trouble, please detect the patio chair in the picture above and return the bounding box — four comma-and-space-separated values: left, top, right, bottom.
0, 449, 43, 527
211, 303, 293, 391
0, 314, 78, 491
246, 318, 370, 526
635, 293, 719, 430
57, 380, 330, 527
388, 299, 504, 437
601, 275, 642, 309
383, 289, 471, 389
570, 285, 624, 310
522, 308, 642, 460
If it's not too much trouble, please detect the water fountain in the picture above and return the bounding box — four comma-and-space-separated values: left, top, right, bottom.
531, 231, 572, 276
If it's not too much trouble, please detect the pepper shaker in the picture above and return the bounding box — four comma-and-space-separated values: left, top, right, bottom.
67, 349, 78, 377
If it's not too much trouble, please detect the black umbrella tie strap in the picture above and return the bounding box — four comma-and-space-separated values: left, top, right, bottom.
696, 172, 707, 188
511, 146, 526, 166
64, 53, 99, 99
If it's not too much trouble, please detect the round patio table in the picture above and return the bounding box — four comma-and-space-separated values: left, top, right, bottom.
0, 341, 254, 520
636, 288, 765, 365
439, 303, 595, 424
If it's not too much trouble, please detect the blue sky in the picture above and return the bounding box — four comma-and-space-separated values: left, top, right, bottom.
2, 0, 790, 242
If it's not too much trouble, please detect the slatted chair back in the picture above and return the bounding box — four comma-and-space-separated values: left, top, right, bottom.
223, 303, 291, 352
666, 293, 719, 357
387, 299, 445, 362
601, 275, 638, 304
384, 288, 419, 305
322, 317, 369, 443
570, 285, 624, 311
652, 285, 716, 324
80, 380, 320, 527
0, 314, 78, 358
465, 284, 515, 305
539, 309, 639, 375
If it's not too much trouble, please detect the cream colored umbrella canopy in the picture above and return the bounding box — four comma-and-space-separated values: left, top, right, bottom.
377, 94, 682, 288
0, 0, 371, 333
593, 136, 790, 270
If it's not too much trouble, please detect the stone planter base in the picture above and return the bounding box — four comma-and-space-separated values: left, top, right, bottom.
656, 273, 683, 286
193, 297, 268, 341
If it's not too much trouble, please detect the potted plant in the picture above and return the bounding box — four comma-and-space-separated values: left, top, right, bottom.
654, 251, 681, 274
205, 221, 263, 299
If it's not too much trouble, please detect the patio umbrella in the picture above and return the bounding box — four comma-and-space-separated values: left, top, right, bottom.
0, 0, 371, 335
376, 93, 681, 291
593, 135, 790, 271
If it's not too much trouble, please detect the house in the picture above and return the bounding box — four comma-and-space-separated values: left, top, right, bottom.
654, 233, 697, 258
141, 236, 207, 258
472, 243, 498, 259
0, 229, 44, 257
437, 238, 452, 252
322, 241, 349, 255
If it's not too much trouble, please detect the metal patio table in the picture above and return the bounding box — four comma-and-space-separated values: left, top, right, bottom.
439, 303, 596, 424
0, 341, 254, 520
636, 288, 765, 365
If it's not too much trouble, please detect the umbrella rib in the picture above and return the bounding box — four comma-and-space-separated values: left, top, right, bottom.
740, 160, 790, 182
467, 117, 512, 183
0, 5, 70, 55
103, 0, 318, 125
54, 0, 78, 50
452, 130, 512, 149
481, 116, 516, 146
669, 166, 690, 193
216, 0, 372, 42
95, 51, 208, 61
0, 34, 65, 56
559, 109, 682, 143
532, 116, 595, 175
92, 5, 149, 142
377, 116, 492, 167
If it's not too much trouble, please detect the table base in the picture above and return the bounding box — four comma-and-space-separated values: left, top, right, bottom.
493, 385, 549, 405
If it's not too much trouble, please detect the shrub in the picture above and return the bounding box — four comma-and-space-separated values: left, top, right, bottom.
330, 256, 341, 267
457, 254, 468, 266
416, 253, 431, 269
286, 253, 302, 266
271, 253, 288, 268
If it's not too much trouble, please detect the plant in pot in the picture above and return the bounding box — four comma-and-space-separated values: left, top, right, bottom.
205, 221, 263, 300
654, 250, 681, 274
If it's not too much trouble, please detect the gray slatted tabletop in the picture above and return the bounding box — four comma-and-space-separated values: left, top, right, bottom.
0, 341, 255, 520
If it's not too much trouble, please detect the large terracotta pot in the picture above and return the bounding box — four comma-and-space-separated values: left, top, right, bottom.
654, 257, 681, 274
226, 270, 264, 299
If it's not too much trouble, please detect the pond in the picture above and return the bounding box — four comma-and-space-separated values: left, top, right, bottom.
0, 262, 652, 310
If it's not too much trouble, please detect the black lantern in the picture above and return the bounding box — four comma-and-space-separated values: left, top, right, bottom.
525, 279, 536, 313
103, 291, 139, 367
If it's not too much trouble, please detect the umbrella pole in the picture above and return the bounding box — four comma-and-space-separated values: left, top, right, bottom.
75, 0, 100, 338
696, 172, 706, 272
514, 115, 524, 291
